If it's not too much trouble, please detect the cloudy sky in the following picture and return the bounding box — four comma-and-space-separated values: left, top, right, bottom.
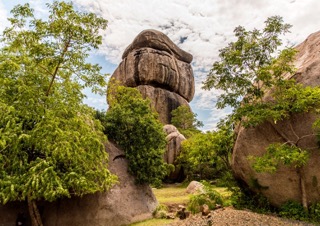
1, 0, 320, 130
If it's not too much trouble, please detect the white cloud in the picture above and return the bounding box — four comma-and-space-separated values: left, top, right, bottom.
73, 0, 320, 130
3, 0, 318, 130
0, 1, 9, 33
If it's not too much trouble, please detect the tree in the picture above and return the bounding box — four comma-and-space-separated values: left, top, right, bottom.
0, 2, 117, 226
101, 81, 168, 186
171, 105, 203, 138
179, 123, 233, 181
203, 16, 320, 208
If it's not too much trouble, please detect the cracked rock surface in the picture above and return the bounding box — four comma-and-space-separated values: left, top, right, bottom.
110, 29, 195, 124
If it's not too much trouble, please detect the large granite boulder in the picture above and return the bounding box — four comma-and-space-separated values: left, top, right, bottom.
0, 142, 157, 226
163, 125, 186, 181
232, 31, 320, 207
110, 29, 195, 124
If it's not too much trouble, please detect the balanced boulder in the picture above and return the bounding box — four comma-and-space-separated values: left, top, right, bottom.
110, 29, 195, 124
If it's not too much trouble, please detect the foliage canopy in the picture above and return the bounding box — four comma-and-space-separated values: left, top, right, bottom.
171, 105, 203, 138
101, 81, 168, 186
179, 123, 233, 181
0, 2, 116, 225
203, 15, 320, 208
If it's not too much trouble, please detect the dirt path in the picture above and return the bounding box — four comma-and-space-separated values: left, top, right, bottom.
166, 207, 316, 226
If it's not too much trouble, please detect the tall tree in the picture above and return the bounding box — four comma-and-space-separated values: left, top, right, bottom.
179, 124, 233, 180
0, 2, 117, 226
171, 105, 203, 138
203, 16, 320, 208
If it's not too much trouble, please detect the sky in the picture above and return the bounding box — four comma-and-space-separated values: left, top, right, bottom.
1, 0, 320, 131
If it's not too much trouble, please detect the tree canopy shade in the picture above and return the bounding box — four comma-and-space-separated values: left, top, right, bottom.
101, 81, 168, 186
0, 2, 117, 226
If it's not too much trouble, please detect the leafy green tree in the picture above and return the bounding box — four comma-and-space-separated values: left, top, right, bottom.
203, 16, 320, 208
102, 81, 168, 186
171, 105, 203, 138
179, 124, 233, 181
203, 16, 294, 112
0, 2, 117, 226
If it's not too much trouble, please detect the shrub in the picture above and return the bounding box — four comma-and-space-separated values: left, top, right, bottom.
187, 182, 223, 214
279, 200, 308, 221
230, 185, 273, 214
101, 82, 168, 186
153, 204, 169, 219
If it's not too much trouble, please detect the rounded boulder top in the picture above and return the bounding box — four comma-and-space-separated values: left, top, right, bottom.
122, 29, 193, 63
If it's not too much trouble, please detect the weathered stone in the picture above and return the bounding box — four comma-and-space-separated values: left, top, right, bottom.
177, 205, 189, 220
110, 29, 195, 125
112, 48, 194, 102
0, 142, 157, 226
186, 181, 204, 194
232, 31, 320, 207
138, 86, 189, 124
163, 125, 186, 181
201, 204, 210, 216
122, 29, 193, 63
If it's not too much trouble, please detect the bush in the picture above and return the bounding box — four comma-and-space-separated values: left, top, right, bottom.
178, 125, 233, 182
309, 202, 320, 223
279, 200, 308, 221
100, 82, 168, 186
153, 204, 169, 219
230, 185, 273, 214
187, 182, 223, 214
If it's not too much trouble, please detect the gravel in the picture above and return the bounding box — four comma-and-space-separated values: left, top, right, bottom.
166, 207, 317, 226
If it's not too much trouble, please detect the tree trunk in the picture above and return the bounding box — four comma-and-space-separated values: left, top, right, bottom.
297, 168, 308, 210
27, 196, 43, 226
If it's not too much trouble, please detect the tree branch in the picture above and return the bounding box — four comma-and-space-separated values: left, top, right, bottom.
46, 37, 71, 96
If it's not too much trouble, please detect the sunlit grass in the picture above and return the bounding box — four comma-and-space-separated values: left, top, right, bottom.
153, 184, 191, 205
130, 183, 231, 225
129, 218, 176, 226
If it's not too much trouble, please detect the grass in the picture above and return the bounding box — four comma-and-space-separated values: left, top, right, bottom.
152, 184, 191, 205
129, 183, 231, 226
129, 218, 176, 226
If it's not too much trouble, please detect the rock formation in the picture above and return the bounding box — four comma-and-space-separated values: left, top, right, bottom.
232, 31, 320, 207
163, 125, 186, 181
0, 142, 157, 226
110, 29, 195, 124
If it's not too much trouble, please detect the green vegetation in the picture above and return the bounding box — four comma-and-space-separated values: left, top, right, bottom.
171, 105, 203, 138
178, 123, 233, 182
0, 2, 117, 226
187, 182, 224, 214
132, 183, 230, 225
203, 15, 320, 211
230, 186, 274, 214
100, 81, 168, 186
278, 200, 320, 223
153, 185, 191, 205
130, 218, 176, 226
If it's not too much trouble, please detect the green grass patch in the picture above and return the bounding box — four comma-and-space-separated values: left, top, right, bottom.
129, 218, 176, 226
153, 184, 191, 205
131, 184, 230, 226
